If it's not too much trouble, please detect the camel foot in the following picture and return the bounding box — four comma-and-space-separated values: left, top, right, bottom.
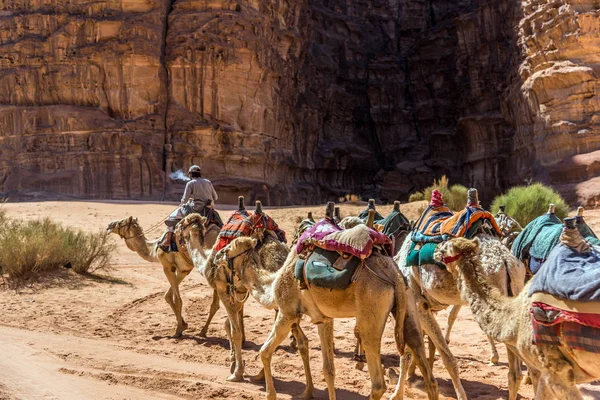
250, 369, 265, 383
266, 392, 277, 400
182, 320, 189, 331
229, 362, 236, 374
488, 358, 499, 366
199, 329, 208, 338
172, 331, 183, 339
290, 337, 298, 350
386, 367, 400, 385
227, 373, 244, 382
300, 387, 314, 400
355, 361, 365, 371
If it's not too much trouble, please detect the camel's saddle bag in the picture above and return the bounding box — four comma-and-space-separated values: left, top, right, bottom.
294, 247, 361, 290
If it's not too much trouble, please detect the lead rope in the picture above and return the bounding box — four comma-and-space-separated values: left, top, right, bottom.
120, 206, 179, 240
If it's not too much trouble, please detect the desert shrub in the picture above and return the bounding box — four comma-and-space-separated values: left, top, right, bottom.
0, 217, 114, 282
410, 176, 469, 211
408, 192, 425, 202
490, 183, 569, 227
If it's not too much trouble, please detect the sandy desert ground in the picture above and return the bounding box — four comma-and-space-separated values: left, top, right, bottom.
0, 200, 599, 400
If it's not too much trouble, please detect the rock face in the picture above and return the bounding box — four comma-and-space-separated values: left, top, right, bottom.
1, 0, 598, 205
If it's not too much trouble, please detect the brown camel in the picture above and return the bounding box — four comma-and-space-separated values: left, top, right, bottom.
251, 204, 439, 400
201, 201, 291, 382
437, 235, 600, 400
107, 214, 220, 337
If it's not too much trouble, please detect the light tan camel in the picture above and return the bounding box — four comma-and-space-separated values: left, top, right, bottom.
251, 205, 439, 400
395, 229, 525, 400
437, 236, 600, 400
107, 214, 220, 337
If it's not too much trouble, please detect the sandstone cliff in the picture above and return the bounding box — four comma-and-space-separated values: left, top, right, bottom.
1, 0, 598, 205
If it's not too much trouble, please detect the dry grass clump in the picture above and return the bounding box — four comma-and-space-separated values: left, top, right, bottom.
408, 176, 469, 211
0, 212, 114, 284
491, 183, 569, 227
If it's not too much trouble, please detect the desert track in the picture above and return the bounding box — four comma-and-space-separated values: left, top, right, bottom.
0, 201, 598, 400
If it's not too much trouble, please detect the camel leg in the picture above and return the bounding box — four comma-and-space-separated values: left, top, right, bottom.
259, 312, 294, 400
418, 301, 467, 400
394, 293, 439, 400
162, 265, 190, 337
427, 335, 436, 370
239, 302, 247, 345
199, 289, 220, 337
356, 309, 388, 400
317, 321, 336, 400
217, 289, 245, 382
487, 334, 500, 365
445, 305, 461, 343
292, 323, 314, 400
506, 348, 523, 400
354, 324, 366, 371
391, 350, 411, 400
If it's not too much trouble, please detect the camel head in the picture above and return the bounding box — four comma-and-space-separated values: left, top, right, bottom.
176, 214, 208, 248
106, 216, 142, 239
214, 237, 258, 275
435, 237, 480, 274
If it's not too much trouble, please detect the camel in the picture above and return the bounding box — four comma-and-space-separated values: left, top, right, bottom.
436, 234, 600, 400
393, 192, 526, 400
200, 201, 292, 382
107, 213, 221, 338
250, 203, 439, 400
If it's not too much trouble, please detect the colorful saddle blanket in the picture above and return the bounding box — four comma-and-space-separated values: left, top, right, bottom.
296, 219, 392, 259
411, 205, 454, 243
294, 246, 362, 289
531, 302, 600, 353
216, 210, 287, 251
439, 206, 502, 238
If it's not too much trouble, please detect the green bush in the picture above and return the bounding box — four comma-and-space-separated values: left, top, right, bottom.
490, 183, 569, 227
408, 192, 425, 202
409, 176, 469, 211
0, 216, 114, 282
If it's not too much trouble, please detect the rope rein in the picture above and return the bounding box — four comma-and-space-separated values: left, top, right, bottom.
118, 207, 179, 240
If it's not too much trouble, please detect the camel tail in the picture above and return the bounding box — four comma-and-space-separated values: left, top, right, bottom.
393, 274, 407, 355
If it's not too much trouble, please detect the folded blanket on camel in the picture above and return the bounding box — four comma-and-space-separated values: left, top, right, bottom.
531, 302, 600, 353
379, 209, 410, 238
216, 210, 287, 251
529, 243, 600, 302
296, 219, 392, 259
294, 246, 362, 289
513, 214, 600, 264
531, 301, 600, 353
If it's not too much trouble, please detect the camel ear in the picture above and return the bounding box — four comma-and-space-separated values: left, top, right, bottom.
472, 237, 481, 252
132, 217, 138, 223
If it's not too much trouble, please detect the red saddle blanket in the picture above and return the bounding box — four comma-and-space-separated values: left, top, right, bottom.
531, 302, 600, 354
216, 210, 287, 251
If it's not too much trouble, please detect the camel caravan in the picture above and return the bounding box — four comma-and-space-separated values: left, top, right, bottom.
107, 185, 600, 400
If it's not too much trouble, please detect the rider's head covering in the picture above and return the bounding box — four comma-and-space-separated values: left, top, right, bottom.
188, 165, 201, 175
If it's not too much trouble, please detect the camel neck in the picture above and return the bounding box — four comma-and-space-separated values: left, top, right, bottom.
241, 259, 278, 310
456, 257, 519, 344
125, 234, 158, 263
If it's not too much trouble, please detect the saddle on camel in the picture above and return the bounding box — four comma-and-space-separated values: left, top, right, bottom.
215, 197, 286, 252
407, 188, 502, 268
294, 203, 393, 290
357, 199, 411, 254
529, 217, 600, 357
512, 205, 599, 275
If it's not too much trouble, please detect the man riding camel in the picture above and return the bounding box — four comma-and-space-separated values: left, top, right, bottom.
159, 165, 222, 252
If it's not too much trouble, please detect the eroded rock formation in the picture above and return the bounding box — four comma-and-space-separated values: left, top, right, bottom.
1, 0, 598, 205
